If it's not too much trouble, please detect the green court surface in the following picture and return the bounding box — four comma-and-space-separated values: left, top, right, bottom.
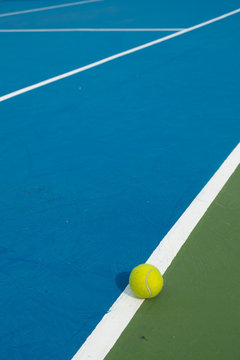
105, 165, 240, 360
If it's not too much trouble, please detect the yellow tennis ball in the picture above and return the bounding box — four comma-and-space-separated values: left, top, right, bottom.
129, 264, 163, 299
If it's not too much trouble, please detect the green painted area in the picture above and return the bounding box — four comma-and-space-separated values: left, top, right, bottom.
105, 165, 240, 360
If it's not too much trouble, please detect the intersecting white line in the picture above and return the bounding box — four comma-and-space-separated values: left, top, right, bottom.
0, 7, 239, 103
0, 28, 184, 32
0, 0, 102, 18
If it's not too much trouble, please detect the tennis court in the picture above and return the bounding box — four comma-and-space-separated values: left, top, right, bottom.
0, 1, 240, 359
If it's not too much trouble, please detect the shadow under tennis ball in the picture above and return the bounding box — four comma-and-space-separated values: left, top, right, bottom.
115, 271, 131, 292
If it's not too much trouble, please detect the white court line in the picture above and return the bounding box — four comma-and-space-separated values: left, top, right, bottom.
0, 28, 184, 32
71, 139, 240, 360
0, 0, 102, 18
0, 7, 239, 103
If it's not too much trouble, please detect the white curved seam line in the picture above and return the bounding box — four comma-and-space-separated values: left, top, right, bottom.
0, 8, 239, 103
0, 0, 102, 18
145, 269, 155, 297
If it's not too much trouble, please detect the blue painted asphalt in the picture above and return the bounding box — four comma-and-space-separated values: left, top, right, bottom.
0, 1, 240, 359
0, 31, 168, 95
0, 0, 239, 28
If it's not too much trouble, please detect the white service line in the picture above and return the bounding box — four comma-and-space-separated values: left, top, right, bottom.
71, 141, 240, 360
0, 7, 239, 103
0, 28, 184, 32
0, 0, 102, 18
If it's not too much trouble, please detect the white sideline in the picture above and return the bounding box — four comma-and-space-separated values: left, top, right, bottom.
0, 0, 102, 18
0, 8, 239, 103
72, 143, 240, 360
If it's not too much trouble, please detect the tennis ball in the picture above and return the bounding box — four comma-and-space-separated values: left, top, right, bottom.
129, 264, 163, 299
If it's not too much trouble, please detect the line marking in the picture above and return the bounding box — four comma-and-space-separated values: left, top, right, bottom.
0, 28, 184, 33
0, 0, 102, 18
0, 8, 239, 103
72, 142, 240, 360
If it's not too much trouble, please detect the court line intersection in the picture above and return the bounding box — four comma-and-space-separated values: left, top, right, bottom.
0, 3, 239, 359
0, 8, 239, 103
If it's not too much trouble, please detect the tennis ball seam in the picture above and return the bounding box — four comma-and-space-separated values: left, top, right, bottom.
145, 269, 155, 297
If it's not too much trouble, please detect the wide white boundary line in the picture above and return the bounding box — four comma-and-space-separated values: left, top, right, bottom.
0, 8, 239, 103
0, 28, 184, 32
147, 144, 240, 270
72, 143, 240, 360
0, 0, 102, 18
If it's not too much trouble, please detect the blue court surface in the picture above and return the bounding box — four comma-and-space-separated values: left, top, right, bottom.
0, 1, 240, 359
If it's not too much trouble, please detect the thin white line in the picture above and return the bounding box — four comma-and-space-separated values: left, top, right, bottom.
72, 142, 240, 360
0, 28, 184, 33
0, 0, 102, 18
0, 8, 239, 103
